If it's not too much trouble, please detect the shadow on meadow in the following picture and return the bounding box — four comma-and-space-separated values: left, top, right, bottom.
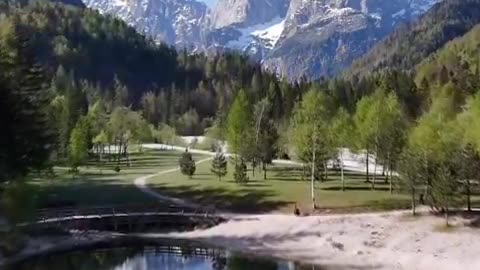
150, 183, 292, 214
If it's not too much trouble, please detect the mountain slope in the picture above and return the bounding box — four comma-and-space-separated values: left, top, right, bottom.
348, 0, 480, 78
415, 24, 480, 93
6, 2, 179, 98
262, 0, 440, 80
82, 0, 208, 48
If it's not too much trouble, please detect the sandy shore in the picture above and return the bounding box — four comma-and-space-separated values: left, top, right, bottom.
164, 209, 480, 270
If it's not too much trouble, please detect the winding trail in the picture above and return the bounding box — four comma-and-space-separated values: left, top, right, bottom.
134, 144, 387, 210
133, 154, 212, 209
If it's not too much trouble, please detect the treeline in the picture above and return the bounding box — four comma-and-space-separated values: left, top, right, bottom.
4, 0, 480, 225
347, 0, 480, 78
218, 23, 480, 221
0, 1, 310, 180
0, 2, 312, 135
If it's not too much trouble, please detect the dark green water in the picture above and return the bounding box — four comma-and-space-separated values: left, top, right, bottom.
8, 244, 317, 270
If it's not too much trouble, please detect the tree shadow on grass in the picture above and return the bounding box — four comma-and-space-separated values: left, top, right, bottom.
150, 184, 292, 214
33, 179, 157, 208
321, 186, 391, 192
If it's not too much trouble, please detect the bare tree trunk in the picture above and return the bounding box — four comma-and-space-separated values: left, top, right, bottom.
340, 151, 345, 192
372, 156, 377, 191
445, 206, 449, 227
389, 168, 393, 194
467, 180, 472, 212
385, 152, 390, 184
252, 158, 256, 178
324, 161, 328, 181
311, 141, 317, 210
411, 188, 416, 216
366, 149, 370, 183
125, 143, 131, 167
117, 140, 122, 164
263, 163, 267, 180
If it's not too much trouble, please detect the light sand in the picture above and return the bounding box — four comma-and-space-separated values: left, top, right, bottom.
165, 210, 480, 270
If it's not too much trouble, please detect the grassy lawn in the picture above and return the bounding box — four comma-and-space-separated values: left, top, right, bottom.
28, 149, 206, 208
28, 148, 480, 214
149, 159, 413, 214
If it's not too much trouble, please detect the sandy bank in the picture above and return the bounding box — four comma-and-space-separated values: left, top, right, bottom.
164, 209, 480, 270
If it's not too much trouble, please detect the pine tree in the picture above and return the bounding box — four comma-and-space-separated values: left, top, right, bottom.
179, 149, 196, 179
211, 151, 228, 181
234, 158, 249, 184
0, 20, 54, 181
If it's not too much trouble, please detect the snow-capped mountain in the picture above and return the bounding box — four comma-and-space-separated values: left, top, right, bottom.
263, 0, 442, 79
80, 0, 441, 80
82, 0, 209, 49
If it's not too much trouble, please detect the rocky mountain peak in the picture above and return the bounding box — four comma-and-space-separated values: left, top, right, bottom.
80, 0, 441, 80
210, 0, 289, 29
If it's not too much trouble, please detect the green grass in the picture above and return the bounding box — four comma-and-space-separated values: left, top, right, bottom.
149, 160, 412, 214
28, 149, 206, 208
29, 149, 480, 214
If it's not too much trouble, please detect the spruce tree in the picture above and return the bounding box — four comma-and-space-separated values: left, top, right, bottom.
234, 158, 249, 184
211, 151, 228, 181
179, 149, 196, 179
0, 20, 53, 182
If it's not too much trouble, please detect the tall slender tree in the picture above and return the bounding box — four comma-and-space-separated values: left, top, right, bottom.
290, 89, 333, 209
329, 108, 353, 191
227, 89, 254, 165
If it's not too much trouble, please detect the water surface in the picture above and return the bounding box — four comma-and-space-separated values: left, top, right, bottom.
9, 243, 318, 270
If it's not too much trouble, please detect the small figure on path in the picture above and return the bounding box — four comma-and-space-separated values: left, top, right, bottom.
419, 193, 425, 205
294, 203, 301, 216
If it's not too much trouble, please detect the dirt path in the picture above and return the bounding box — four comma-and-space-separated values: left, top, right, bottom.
133, 156, 212, 209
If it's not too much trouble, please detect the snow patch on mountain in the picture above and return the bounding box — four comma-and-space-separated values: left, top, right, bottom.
251, 18, 286, 49
226, 16, 286, 50
410, 0, 440, 16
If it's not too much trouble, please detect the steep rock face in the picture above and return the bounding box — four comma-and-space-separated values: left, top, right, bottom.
82, 0, 208, 48
205, 0, 289, 60
81, 0, 440, 80
211, 0, 289, 29
263, 0, 440, 80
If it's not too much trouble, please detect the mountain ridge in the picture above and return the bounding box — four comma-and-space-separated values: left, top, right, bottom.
79, 0, 441, 80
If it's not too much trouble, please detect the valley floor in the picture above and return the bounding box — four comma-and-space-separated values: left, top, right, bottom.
164, 209, 480, 270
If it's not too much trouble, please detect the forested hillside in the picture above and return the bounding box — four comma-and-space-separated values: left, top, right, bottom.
3, 0, 480, 223
416, 24, 480, 94
347, 0, 480, 78
0, 2, 311, 137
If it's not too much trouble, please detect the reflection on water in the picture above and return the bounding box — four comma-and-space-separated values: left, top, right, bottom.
10, 244, 317, 270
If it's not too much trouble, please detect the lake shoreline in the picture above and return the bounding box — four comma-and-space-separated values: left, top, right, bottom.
3, 209, 480, 269
165, 208, 480, 270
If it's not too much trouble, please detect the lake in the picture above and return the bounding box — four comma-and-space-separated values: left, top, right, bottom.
7, 240, 319, 270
